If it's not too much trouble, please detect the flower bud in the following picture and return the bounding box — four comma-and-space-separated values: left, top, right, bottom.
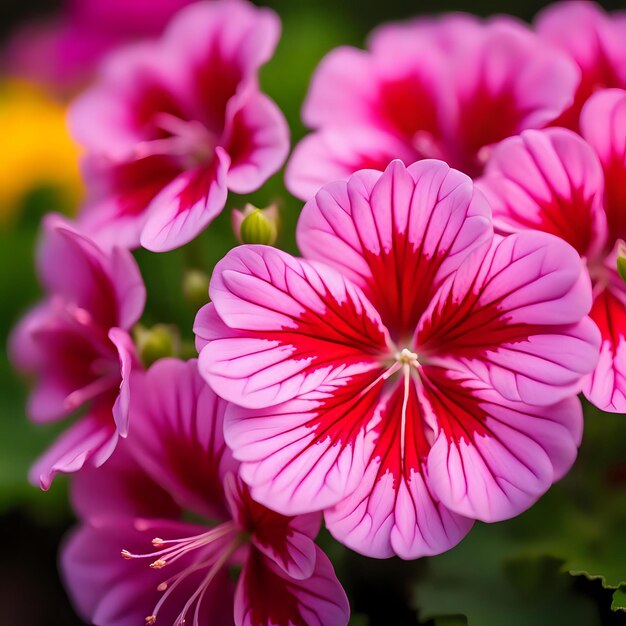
183, 268, 210, 310
133, 323, 180, 368
618, 242, 626, 285
232, 203, 279, 245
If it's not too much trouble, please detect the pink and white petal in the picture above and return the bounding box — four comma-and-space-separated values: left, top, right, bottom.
224, 475, 320, 580
109, 328, 137, 438
234, 548, 349, 626
224, 371, 385, 515
580, 89, 626, 242
30, 406, 118, 490
584, 276, 626, 413
297, 159, 493, 339
128, 358, 236, 520
422, 367, 583, 522
224, 91, 289, 194
285, 127, 414, 202
201, 244, 388, 408
140, 147, 230, 252
325, 380, 472, 559
477, 128, 607, 258
417, 231, 600, 405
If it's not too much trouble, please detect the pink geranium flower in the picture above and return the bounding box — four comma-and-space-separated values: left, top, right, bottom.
9, 214, 145, 489
69, 0, 289, 252
535, 1, 626, 130
478, 88, 626, 412
286, 15, 579, 200
5, 0, 194, 96
61, 359, 349, 626
195, 160, 599, 559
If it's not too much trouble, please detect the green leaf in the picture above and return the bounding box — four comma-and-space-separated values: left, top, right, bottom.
611, 587, 626, 612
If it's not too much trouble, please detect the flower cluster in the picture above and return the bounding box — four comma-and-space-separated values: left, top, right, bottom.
9, 1, 626, 624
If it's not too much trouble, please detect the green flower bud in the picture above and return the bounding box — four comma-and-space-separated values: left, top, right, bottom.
232, 203, 279, 245
133, 323, 180, 368
618, 243, 626, 285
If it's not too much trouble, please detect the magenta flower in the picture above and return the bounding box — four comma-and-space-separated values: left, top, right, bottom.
286, 15, 579, 200
9, 214, 145, 489
5, 0, 194, 96
69, 0, 289, 252
61, 358, 349, 626
195, 160, 599, 559
535, 1, 626, 130
477, 88, 626, 412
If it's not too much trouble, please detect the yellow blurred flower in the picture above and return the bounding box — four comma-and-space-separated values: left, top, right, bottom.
0, 80, 82, 225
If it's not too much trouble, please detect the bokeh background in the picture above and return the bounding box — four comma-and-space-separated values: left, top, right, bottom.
1, 1, 626, 624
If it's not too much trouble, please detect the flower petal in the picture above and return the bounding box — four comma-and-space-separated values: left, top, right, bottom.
30, 406, 118, 490
224, 90, 289, 194
224, 370, 385, 515
198, 244, 389, 409
477, 128, 607, 258
297, 159, 492, 340
325, 378, 472, 559
417, 231, 600, 405
109, 328, 137, 438
422, 366, 583, 522
140, 147, 230, 251
580, 88, 626, 243
128, 358, 236, 520
234, 548, 349, 626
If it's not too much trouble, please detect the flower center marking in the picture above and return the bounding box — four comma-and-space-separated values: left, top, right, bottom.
395, 348, 420, 466
121, 520, 244, 625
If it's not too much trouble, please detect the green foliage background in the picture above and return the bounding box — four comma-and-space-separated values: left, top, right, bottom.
1, 1, 625, 624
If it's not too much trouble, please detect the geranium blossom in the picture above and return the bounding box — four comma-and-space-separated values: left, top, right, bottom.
478, 88, 626, 412
61, 358, 349, 626
535, 1, 626, 130
195, 160, 599, 559
9, 214, 145, 488
69, 0, 289, 252
286, 15, 579, 200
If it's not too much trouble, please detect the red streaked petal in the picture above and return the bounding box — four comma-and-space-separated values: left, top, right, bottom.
234, 548, 349, 626
325, 377, 472, 559
224, 370, 386, 515
199, 244, 389, 409
297, 159, 492, 340
422, 366, 583, 522
417, 231, 600, 405
477, 127, 607, 258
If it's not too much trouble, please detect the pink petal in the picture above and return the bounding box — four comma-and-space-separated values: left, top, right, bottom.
70, 443, 179, 522
224, 90, 290, 194
38, 214, 142, 330
297, 159, 492, 340
140, 147, 230, 252
199, 244, 389, 409
477, 127, 607, 257
535, 2, 626, 129
584, 253, 626, 413
449, 19, 580, 174
423, 366, 583, 522
234, 548, 349, 626
109, 328, 137, 438
30, 406, 118, 490
325, 379, 472, 559
224, 475, 320, 581
417, 231, 600, 405
224, 371, 384, 515
580, 88, 626, 244
285, 128, 415, 202
128, 358, 237, 521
